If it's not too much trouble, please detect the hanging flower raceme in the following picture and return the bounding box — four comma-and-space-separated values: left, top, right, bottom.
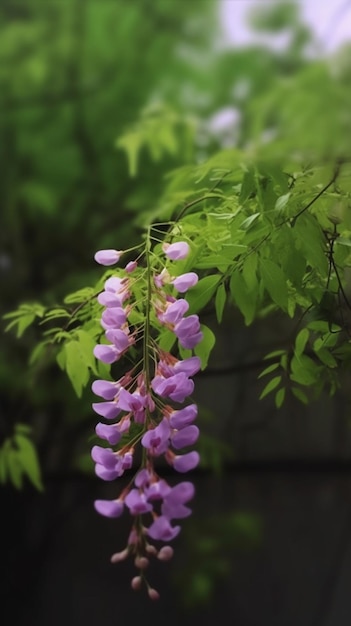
92, 236, 202, 598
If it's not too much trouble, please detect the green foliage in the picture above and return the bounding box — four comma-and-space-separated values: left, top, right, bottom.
0, 424, 43, 491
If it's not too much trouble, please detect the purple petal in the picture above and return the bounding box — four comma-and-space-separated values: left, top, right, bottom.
161, 501, 192, 519
159, 299, 189, 324
172, 425, 199, 449
173, 451, 200, 473
125, 489, 153, 515
93, 344, 118, 364
91, 380, 119, 400
101, 307, 126, 330
142, 418, 171, 455
92, 401, 121, 420
94, 499, 124, 517
104, 276, 124, 292
162, 242, 190, 260
152, 373, 194, 403
97, 291, 122, 307
147, 516, 181, 541
125, 260, 137, 273
145, 480, 172, 501
94, 249, 121, 266
174, 356, 201, 377
178, 331, 203, 350
135, 469, 152, 488
169, 404, 198, 429
164, 481, 195, 504
95, 422, 122, 445
91, 445, 116, 468
172, 272, 198, 293
105, 329, 130, 351
95, 464, 120, 481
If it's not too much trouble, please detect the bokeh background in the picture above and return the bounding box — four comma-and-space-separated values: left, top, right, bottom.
1, 1, 351, 624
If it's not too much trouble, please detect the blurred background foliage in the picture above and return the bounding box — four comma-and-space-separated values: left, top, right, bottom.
1, 0, 351, 612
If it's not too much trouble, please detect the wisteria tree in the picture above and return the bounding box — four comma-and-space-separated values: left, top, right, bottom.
2, 0, 351, 602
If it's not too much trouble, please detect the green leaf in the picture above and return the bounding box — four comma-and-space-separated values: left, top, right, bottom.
230, 271, 256, 325
291, 387, 309, 405
64, 340, 90, 397
290, 354, 320, 386
260, 258, 288, 310
14, 434, 44, 491
258, 362, 280, 378
215, 284, 226, 323
259, 375, 282, 399
63, 287, 95, 305
275, 192, 290, 212
194, 325, 216, 369
158, 329, 177, 352
275, 387, 286, 408
293, 214, 328, 273
242, 253, 258, 291
186, 275, 221, 314
239, 213, 260, 230
295, 328, 309, 356
314, 347, 337, 368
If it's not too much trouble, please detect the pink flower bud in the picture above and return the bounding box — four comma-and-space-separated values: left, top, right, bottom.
162, 241, 190, 260
134, 556, 149, 569
131, 576, 142, 591
125, 260, 137, 273
148, 587, 160, 601
94, 249, 122, 266
157, 546, 174, 561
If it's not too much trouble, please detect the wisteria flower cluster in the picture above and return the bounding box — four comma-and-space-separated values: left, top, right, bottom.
92, 237, 202, 598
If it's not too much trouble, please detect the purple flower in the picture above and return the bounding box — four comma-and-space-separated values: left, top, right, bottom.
94, 249, 121, 266
173, 356, 201, 377
158, 299, 189, 325
171, 425, 199, 449
101, 307, 126, 330
125, 260, 137, 273
172, 272, 198, 293
172, 451, 200, 473
162, 242, 190, 260
95, 464, 121, 481
152, 372, 194, 403
93, 344, 120, 364
95, 422, 123, 445
174, 315, 203, 349
161, 481, 194, 519
169, 404, 198, 429
154, 268, 171, 288
98, 276, 130, 306
158, 356, 200, 379
91, 379, 119, 400
135, 469, 152, 488
125, 489, 153, 515
117, 388, 148, 423
94, 499, 124, 517
91, 445, 117, 468
147, 516, 181, 541
105, 329, 131, 352
92, 401, 121, 420
145, 479, 171, 501
92, 446, 133, 478
142, 418, 171, 456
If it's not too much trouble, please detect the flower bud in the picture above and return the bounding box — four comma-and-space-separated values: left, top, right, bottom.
94, 249, 122, 266
157, 546, 174, 561
131, 576, 142, 591
148, 587, 160, 601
